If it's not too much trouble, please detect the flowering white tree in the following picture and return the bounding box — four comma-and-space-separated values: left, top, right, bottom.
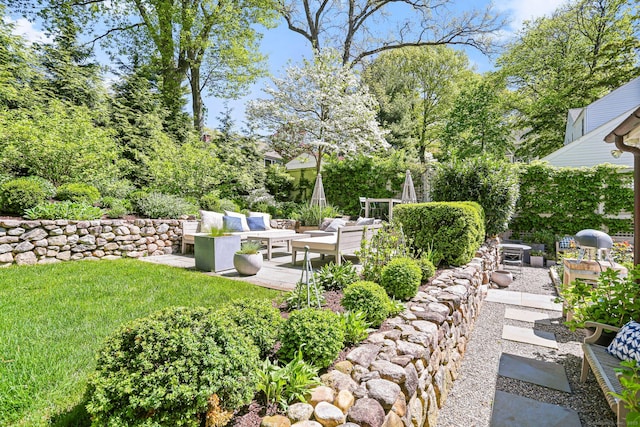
247, 49, 388, 174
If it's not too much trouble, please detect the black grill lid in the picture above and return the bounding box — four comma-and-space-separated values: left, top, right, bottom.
574, 229, 613, 249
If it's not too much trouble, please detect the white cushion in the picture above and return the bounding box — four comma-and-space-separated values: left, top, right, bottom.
199, 210, 224, 233
224, 210, 250, 231
249, 211, 272, 230
356, 217, 375, 226
325, 218, 346, 232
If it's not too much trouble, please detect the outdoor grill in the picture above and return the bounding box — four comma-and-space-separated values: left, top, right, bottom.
574, 229, 613, 262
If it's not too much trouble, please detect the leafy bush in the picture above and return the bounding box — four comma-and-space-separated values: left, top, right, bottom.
357, 222, 411, 282
380, 257, 422, 300
0, 177, 51, 214
94, 179, 135, 199
267, 201, 301, 219
293, 204, 341, 227
56, 182, 101, 205
23, 201, 103, 220
217, 298, 284, 358
200, 190, 221, 211
341, 281, 391, 327
417, 254, 436, 282
127, 189, 149, 214
394, 202, 484, 266
284, 284, 326, 311
431, 155, 519, 237
256, 350, 321, 411
265, 164, 295, 202
219, 198, 240, 213
101, 197, 132, 218
340, 311, 370, 345
86, 306, 260, 427
313, 261, 360, 291
136, 192, 197, 218
26, 176, 56, 198
278, 308, 345, 369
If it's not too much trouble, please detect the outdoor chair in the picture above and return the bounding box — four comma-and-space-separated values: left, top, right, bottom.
502, 246, 524, 276
358, 197, 367, 218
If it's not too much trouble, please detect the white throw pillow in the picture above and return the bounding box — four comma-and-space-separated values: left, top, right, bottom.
249, 212, 272, 230
356, 217, 375, 226
325, 218, 346, 233
224, 210, 250, 231
199, 210, 224, 233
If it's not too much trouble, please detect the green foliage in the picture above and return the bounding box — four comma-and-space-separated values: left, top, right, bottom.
136, 192, 198, 218
127, 189, 149, 214
358, 222, 411, 282
219, 198, 240, 213
380, 257, 422, 300
256, 350, 321, 411
217, 298, 284, 358
431, 155, 519, 236
395, 202, 485, 266
94, 179, 135, 200
86, 306, 260, 427
23, 201, 103, 220
265, 164, 295, 202
284, 283, 325, 311
237, 240, 262, 254
313, 261, 360, 291
340, 311, 370, 345
341, 281, 392, 328
25, 176, 56, 199
417, 252, 437, 281
278, 308, 345, 369
0, 176, 51, 214
512, 162, 634, 237
55, 182, 101, 204
200, 190, 222, 211
293, 204, 341, 227
561, 267, 640, 330
611, 360, 640, 425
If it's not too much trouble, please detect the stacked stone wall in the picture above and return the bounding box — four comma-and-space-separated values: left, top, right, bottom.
0, 219, 183, 266
263, 239, 500, 427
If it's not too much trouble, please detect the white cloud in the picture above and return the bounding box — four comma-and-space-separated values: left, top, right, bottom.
495, 0, 566, 32
4, 15, 52, 44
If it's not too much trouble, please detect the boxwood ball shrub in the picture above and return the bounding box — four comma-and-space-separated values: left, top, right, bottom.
56, 182, 101, 205
278, 308, 345, 369
217, 298, 284, 358
0, 177, 51, 214
86, 306, 260, 427
380, 257, 422, 300
341, 281, 391, 328
418, 255, 436, 282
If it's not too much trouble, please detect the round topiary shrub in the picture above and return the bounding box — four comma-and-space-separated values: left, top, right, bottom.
380, 257, 422, 300
341, 281, 391, 327
278, 308, 345, 369
217, 298, 284, 358
417, 255, 436, 282
86, 306, 260, 427
0, 177, 50, 214
56, 182, 101, 204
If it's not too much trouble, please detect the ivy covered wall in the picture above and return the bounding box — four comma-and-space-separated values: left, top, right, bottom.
510, 162, 634, 238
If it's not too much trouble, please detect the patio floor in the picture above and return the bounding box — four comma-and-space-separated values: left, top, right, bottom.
139, 247, 359, 291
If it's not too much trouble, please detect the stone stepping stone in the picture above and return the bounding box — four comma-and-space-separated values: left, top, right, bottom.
498, 353, 571, 392
486, 289, 562, 311
504, 308, 551, 325
490, 390, 581, 427
502, 325, 558, 349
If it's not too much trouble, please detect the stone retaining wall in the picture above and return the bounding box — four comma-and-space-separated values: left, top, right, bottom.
263, 239, 500, 427
0, 219, 183, 267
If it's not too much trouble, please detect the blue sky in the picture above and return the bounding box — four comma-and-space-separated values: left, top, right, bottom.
6, 0, 566, 130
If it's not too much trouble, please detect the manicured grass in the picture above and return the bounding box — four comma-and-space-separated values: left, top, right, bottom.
0, 259, 280, 426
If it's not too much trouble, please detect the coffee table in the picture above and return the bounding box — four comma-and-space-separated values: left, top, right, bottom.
245, 231, 310, 260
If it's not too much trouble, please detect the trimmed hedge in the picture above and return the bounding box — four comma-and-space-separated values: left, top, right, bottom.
394, 202, 485, 266
56, 182, 101, 205
341, 281, 392, 328
0, 177, 51, 214
380, 257, 422, 300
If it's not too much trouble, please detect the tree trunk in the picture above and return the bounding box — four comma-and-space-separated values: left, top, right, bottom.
190, 65, 204, 133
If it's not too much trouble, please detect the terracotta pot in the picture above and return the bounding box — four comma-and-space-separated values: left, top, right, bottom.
491, 270, 513, 288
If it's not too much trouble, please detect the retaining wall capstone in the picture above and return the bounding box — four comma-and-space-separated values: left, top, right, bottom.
264, 238, 500, 427
0, 219, 183, 267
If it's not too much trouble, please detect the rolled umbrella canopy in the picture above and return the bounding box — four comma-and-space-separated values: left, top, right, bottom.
310, 173, 327, 207
401, 170, 417, 203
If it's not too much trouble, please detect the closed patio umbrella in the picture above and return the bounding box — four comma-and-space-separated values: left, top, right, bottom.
401, 170, 417, 203
310, 173, 327, 207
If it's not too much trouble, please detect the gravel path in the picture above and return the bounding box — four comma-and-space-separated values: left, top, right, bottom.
436, 266, 617, 427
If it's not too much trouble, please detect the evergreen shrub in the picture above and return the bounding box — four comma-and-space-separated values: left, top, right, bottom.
278, 308, 344, 369
341, 281, 391, 327
0, 177, 51, 214
86, 306, 260, 427
380, 257, 422, 300
395, 202, 484, 266
56, 183, 101, 204
136, 192, 197, 218
417, 255, 436, 282
24, 201, 103, 220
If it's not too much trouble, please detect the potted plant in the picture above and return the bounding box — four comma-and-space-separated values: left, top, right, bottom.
530, 250, 545, 268
293, 205, 341, 232
233, 240, 263, 275
194, 227, 241, 272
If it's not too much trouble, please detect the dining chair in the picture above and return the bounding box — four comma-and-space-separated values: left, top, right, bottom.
502, 246, 524, 276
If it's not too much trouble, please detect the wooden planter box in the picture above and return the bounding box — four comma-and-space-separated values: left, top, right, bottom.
194, 234, 241, 272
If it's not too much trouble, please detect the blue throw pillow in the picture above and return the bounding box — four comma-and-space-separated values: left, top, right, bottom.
223, 215, 243, 232
607, 320, 640, 362
247, 216, 267, 231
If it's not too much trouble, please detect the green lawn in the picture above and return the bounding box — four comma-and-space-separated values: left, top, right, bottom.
0, 259, 280, 426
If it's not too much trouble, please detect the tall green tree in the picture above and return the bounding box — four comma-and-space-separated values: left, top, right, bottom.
440, 75, 513, 160
363, 45, 473, 161
497, 0, 640, 159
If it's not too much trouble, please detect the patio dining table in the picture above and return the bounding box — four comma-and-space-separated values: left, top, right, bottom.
364, 198, 403, 221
